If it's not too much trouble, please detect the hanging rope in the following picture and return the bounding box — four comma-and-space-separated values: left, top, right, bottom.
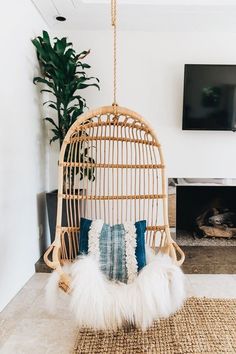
111, 0, 117, 111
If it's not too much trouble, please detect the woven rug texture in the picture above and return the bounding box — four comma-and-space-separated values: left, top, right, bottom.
73, 297, 236, 354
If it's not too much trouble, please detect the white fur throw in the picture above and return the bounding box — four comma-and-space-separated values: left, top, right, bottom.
46, 247, 186, 330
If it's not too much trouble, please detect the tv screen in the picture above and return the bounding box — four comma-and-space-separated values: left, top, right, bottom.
182, 64, 236, 131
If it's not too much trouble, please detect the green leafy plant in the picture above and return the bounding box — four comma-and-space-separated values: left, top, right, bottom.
32, 30, 99, 182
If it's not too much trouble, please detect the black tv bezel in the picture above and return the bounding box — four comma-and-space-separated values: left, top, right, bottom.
182, 64, 236, 132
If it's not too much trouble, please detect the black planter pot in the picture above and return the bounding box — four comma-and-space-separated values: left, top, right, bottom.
46, 190, 62, 243
46, 189, 83, 244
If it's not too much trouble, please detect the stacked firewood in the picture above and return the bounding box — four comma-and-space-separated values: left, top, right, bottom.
195, 208, 236, 238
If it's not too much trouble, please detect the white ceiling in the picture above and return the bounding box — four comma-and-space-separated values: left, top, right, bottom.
32, 0, 236, 32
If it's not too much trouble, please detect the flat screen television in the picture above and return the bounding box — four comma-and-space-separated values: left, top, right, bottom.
182, 64, 236, 131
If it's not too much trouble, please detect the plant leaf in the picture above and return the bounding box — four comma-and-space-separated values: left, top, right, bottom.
40, 89, 53, 94
32, 30, 100, 151
49, 136, 59, 144
43, 100, 56, 106
45, 117, 59, 129
76, 50, 91, 60
77, 83, 100, 90
33, 77, 54, 89
42, 30, 51, 45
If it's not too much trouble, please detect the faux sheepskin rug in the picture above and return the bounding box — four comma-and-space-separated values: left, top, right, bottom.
46, 250, 186, 330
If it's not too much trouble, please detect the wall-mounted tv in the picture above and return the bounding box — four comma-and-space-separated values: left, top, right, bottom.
182, 64, 236, 131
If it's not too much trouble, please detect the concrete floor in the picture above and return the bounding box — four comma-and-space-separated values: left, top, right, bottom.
1, 273, 236, 354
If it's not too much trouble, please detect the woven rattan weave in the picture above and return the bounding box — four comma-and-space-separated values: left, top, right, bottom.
44, 106, 185, 291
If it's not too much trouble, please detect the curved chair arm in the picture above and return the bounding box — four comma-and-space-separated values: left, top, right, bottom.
171, 242, 185, 266
158, 225, 185, 266
159, 242, 185, 266
44, 243, 57, 270
44, 242, 72, 293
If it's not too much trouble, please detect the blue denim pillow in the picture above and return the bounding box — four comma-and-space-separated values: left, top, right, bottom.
78, 218, 147, 281
79, 217, 91, 254
135, 220, 146, 271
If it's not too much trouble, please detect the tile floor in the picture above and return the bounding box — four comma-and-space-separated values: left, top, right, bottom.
1, 273, 236, 354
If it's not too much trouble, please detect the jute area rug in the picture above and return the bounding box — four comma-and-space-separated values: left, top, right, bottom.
73, 297, 236, 354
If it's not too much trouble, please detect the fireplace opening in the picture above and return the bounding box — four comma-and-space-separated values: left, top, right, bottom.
176, 186, 236, 239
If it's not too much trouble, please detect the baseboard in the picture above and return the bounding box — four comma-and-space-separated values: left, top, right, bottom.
35, 256, 52, 273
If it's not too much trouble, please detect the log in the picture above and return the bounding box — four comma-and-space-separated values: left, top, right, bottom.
199, 225, 236, 238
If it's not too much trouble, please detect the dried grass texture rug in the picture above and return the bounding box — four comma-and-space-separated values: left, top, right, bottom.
73, 297, 236, 354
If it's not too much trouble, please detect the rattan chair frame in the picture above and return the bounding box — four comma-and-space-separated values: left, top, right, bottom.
44, 106, 185, 292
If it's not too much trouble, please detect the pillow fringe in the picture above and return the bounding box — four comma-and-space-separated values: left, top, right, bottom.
124, 222, 138, 283
88, 219, 103, 261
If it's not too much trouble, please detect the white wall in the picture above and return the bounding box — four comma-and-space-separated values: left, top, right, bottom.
49, 29, 236, 189
0, 0, 48, 311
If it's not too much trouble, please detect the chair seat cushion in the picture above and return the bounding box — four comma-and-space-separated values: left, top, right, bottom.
78, 218, 146, 283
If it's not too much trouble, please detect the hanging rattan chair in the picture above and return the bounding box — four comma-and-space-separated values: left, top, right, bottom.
44, 105, 185, 292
